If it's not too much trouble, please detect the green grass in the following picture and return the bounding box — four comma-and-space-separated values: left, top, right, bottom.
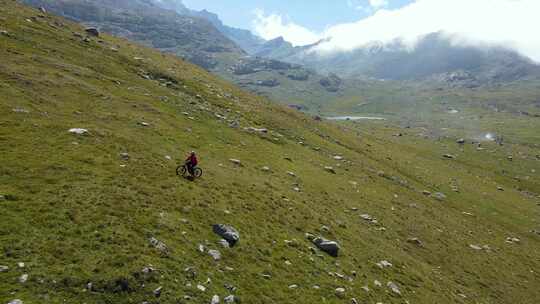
0, 2, 539, 304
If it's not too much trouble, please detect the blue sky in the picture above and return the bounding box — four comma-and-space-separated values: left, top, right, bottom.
183, 0, 412, 32
182, 0, 540, 62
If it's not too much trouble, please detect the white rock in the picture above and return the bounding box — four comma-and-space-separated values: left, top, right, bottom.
289, 284, 298, 289
387, 281, 401, 295
229, 159, 241, 165
374, 280, 382, 287
335, 287, 346, 294
0, 265, 9, 272
324, 166, 336, 174
8, 300, 23, 304
261, 166, 271, 172
211, 295, 220, 304
197, 284, 206, 292
224, 295, 235, 303
68, 128, 88, 135
19, 274, 28, 283
506, 237, 521, 244
360, 214, 373, 221
469, 244, 483, 250
334, 155, 344, 160
208, 249, 221, 261
376, 260, 393, 268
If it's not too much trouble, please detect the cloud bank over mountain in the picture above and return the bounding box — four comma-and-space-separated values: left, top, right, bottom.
253, 0, 540, 62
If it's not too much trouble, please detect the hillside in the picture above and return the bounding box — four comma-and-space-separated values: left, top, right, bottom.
22, 0, 343, 110
1, 2, 540, 304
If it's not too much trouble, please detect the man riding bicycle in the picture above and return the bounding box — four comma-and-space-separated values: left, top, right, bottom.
185, 151, 198, 176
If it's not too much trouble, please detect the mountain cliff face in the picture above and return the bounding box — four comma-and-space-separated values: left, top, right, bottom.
187, 9, 265, 55
23, 0, 244, 71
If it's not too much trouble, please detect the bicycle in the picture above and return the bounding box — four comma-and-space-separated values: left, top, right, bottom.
176, 163, 203, 178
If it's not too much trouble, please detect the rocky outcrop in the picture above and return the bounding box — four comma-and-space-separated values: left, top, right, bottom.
213, 224, 240, 247
319, 73, 342, 92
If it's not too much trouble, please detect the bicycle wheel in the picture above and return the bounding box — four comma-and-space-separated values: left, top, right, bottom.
176, 165, 186, 176
193, 167, 203, 178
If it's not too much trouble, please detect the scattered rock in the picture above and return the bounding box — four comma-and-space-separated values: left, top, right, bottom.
85, 27, 100, 37
312, 237, 340, 257
153, 286, 162, 297
360, 214, 373, 221
505, 237, 520, 244
212, 224, 240, 247
457, 138, 465, 144
224, 295, 235, 303
360, 214, 378, 224
138, 122, 150, 127
246, 127, 268, 133
333, 155, 344, 161
407, 237, 424, 247
17, 262, 25, 268
443, 154, 456, 159
218, 239, 230, 248
229, 159, 242, 166
12, 108, 30, 113
469, 244, 483, 250
0, 265, 9, 272
374, 280, 382, 287
387, 281, 401, 295
211, 295, 220, 304
287, 171, 296, 177
8, 300, 23, 304
68, 128, 88, 135
432, 192, 447, 201
335, 287, 346, 296
120, 153, 130, 160
376, 260, 393, 268
19, 274, 28, 283
288, 284, 298, 289
208, 250, 221, 261
324, 166, 336, 174
197, 284, 206, 292
261, 166, 271, 172
149, 237, 169, 254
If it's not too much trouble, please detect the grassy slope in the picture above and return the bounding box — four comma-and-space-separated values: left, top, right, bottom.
1, 2, 539, 304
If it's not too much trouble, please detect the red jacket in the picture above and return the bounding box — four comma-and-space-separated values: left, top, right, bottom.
186, 154, 198, 166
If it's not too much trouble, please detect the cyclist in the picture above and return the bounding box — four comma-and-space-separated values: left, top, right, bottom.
185, 151, 198, 176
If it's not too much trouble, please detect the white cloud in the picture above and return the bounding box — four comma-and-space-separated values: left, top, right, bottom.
252, 9, 320, 46
253, 0, 540, 62
369, 0, 389, 9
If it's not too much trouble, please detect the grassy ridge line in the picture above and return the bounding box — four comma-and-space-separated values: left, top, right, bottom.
0, 2, 539, 304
